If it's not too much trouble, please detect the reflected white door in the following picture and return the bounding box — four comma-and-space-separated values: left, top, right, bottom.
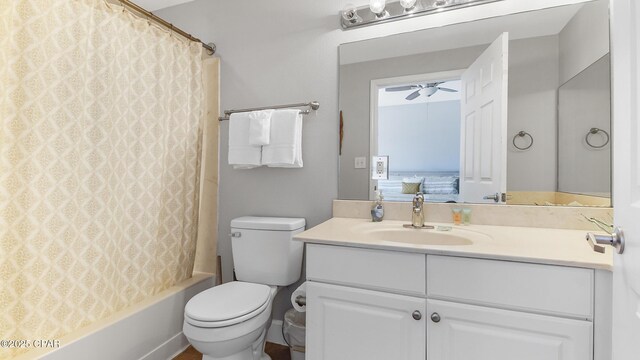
611, 0, 640, 358
459, 33, 508, 203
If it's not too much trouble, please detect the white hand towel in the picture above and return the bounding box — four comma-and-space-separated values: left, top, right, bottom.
228, 112, 262, 169
248, 110, 274, 146
262, 109, 303, 168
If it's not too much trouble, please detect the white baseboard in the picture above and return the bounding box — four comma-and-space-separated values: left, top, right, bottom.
266, 320, 287, 346
141, 332, 190, 360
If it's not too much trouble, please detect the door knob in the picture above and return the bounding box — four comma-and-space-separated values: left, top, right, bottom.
430, 313, 441, 323
586, 227, 625, 254
412, 310, 422, 320
483, 193, 500, 202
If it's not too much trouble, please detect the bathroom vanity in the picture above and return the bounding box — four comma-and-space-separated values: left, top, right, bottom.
295, 217, 612, 360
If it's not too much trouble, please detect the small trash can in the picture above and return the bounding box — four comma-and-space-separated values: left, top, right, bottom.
283, 308, 306, 360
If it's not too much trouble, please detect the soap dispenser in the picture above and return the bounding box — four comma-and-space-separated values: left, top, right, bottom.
371, 190, 384, 222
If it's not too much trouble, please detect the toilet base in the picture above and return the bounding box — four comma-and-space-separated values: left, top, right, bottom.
200, 327, 270, 360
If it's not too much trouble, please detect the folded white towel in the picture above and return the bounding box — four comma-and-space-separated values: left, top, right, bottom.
262, 109, 303, 168
228, 112, 262, 169
248, 110, 274, 146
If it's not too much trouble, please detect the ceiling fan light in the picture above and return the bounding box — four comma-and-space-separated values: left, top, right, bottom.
424, 87, 438, 97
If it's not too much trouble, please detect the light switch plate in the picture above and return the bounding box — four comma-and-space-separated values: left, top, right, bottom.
372, 156, 389, 180
354, 157, 367, 169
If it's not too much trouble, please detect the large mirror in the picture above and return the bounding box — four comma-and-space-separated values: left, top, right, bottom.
338, 0, 611, 207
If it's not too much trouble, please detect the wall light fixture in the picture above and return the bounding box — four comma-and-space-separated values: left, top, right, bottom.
340, 0, 504, 29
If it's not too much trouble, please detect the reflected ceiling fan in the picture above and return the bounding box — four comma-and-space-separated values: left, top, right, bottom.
386, 81, 457, 100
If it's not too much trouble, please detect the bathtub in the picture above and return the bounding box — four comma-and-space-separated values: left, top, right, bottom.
14, 273, 215, 360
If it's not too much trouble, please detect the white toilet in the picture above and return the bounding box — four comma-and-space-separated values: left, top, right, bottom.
183, 216, 305, 360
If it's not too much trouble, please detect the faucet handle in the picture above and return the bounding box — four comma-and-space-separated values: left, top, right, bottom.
413, 192, 424, 208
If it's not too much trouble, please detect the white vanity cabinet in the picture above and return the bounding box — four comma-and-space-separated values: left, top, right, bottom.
305, 244, 611, 360
306, 244, 427, 360
427, 299, 592, 360
307, 282, 426, 360
426, 255, 596, 359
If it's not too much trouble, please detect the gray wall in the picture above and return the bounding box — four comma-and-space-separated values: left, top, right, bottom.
506, 35, 560, 191
156, 0, 604, 325
556, 0, 610, 196
157, 0, 345, 323
379, 101, 461, 172
559, 0, 610, 84
558, 55, 611, 196
157, 0, 464, 322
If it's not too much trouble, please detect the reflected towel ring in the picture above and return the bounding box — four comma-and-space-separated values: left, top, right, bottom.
585, 128, 610, 148
512, 131, 533, 150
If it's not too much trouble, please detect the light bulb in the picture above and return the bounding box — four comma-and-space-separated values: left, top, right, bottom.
369, 0, 387, 17
400, 0, 417, 10
342, 3, 360, 24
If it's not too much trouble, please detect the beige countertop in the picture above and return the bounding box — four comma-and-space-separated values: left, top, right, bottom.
295, 217, 613, 271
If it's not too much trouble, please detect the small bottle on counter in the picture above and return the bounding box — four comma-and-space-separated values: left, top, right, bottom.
452, 208, 462, 225
462, 208, 472, 225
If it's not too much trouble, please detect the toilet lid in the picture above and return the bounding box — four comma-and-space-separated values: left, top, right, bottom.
185, 282, 271, 324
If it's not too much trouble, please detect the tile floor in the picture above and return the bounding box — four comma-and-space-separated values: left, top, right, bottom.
173, 343, 291, 360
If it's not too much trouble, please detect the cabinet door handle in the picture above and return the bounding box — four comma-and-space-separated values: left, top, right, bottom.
430, 312, 441, 323
412, 310, 422, 320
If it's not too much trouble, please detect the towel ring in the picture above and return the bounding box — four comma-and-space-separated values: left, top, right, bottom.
585, 128, 610, 149
512, 131, 533, 150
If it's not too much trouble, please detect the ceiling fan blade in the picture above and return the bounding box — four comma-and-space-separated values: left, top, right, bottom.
436, 87, 458, 92
386, 85, 418, 92
405, 90, 421, 100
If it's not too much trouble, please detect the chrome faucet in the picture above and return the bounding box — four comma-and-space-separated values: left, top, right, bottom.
412, 192, 425, 228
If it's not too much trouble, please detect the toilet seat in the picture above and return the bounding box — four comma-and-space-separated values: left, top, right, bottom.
184, 282, 271, 328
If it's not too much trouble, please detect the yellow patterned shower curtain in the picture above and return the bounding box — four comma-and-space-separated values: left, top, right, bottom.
0, 0, 204, 358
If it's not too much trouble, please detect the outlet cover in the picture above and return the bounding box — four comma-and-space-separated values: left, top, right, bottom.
354, 157, 367, 169
372, 156, 389, 180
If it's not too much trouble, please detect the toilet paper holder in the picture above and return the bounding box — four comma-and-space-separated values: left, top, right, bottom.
294, 295, 306, 307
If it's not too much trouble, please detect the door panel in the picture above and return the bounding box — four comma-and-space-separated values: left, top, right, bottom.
460, 32, 508, 203
611, 0, 640, 358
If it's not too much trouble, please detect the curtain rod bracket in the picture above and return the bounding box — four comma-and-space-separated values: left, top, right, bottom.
206, 43, 216, 55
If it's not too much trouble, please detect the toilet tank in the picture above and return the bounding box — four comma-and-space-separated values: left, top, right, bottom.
230, 216, 306, 286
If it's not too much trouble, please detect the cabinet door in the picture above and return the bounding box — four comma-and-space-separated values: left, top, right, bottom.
306, 282, 426, 360
427, 299, 593, 360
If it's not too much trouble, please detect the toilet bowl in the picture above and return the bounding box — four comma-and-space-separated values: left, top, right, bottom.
183, 217, 305, 360
184, 282, 279, 360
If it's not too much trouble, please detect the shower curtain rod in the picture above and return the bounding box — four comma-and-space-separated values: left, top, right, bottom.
218, 101, 320, 121
117, 0, 216, 55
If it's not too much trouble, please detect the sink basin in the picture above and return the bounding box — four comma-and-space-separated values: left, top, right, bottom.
351, 222, 490, 246
364, 228, 473, 245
